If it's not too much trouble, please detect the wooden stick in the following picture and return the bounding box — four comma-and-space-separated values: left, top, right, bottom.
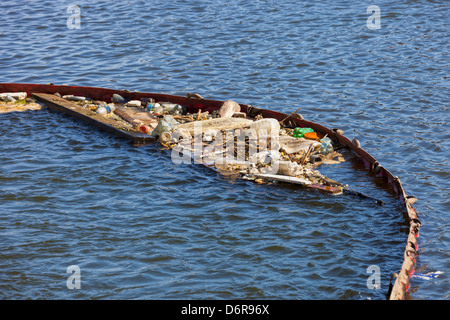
342, 188, 384, 205
301, 143, 314, 165
321, 176, 383, 205
280, 107, 301, 124
173, 115, 195, 122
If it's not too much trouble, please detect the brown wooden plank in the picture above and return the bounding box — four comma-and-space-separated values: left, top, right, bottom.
32, 93, 155, 145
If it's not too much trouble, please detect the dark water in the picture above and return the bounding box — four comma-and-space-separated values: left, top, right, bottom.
0, 0, 448, 300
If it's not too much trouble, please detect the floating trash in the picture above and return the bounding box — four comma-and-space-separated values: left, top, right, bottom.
304, 131, 319, 140
411, 271, 443, 280
96, 103, 115, 115
293, 127, 313, 138
125, 100, 142, 107
319, 137, 334, 155
0, 92, 27, 102
218, 100, 241, 118
0, 92, 43, 113
159, 102, 186, 115
139, 124, 151, 134
249, 118, 280, 137
151, 115, 179, 137
111, 93, 126, 104
62, 95, 86, 102
44, 90, 350, 199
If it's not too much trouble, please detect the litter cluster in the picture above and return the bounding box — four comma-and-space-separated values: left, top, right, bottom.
2, 90, 347, 190
70, 93, 346, 188
0, 92, 43, 113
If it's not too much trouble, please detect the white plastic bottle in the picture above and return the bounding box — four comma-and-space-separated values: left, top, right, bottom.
96, 103, 115, 115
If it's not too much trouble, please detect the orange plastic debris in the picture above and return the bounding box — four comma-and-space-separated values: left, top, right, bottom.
139, 125, 151, 134
304, 132, 319, 140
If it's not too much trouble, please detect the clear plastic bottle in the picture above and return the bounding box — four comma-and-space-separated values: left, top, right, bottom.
96, 103, 115, 115
160, 102, 186, 115
111, 93, 126, 104
319, 137, 333, 155
151, 115, 178, 137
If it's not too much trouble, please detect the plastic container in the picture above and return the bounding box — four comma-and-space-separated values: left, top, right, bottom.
160, 102, 186, 115
147, 103, 163, 115
111, 93, 126, 104
96, 103, 115, 115
218, 100, 241, 118
153, 105, 164, 115
62, 95, 86, 102
139, 125, 151, 134
319, 137, 334, 155
151, 115, 178, 137
125, 100, 141, 107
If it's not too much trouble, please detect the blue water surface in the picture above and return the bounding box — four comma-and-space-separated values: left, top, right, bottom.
0, 0, 448, 300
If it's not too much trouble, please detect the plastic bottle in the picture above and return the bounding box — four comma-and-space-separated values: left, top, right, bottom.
62, 95, 86, 102
319, 137, 333, 155
292, 127, 313, 138
0, 94, 15, 102
111, 93, 126, 104
159, 131, 172, 143
96, 103, 115, 115
139, 124, 151, 134
125, 100, 141, 107
160, 102, 186, 115
147, 103, 163, 115
153, 104, 164, 115
151, 115, 178, 137
0, 92, 27, 101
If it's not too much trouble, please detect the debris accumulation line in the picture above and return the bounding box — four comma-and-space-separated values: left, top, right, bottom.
13, 91, 352, 194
